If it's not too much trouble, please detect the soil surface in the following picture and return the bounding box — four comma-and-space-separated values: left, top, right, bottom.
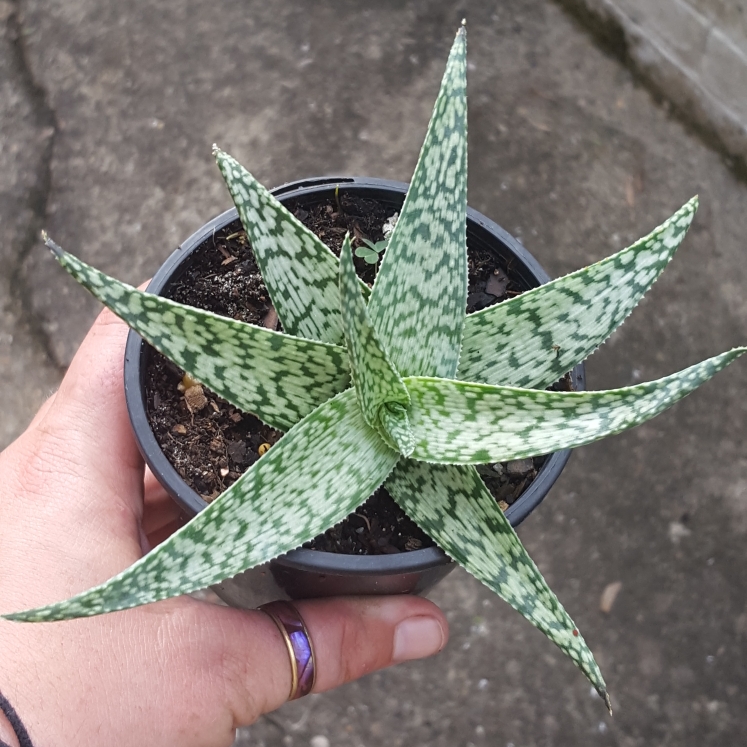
144, 192, 558, 555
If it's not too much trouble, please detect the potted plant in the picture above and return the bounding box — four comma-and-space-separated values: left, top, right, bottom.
124, 174, 586, 606
5, 24, 745, 713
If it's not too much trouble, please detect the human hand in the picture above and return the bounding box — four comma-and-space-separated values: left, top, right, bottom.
0, 309, 448, 747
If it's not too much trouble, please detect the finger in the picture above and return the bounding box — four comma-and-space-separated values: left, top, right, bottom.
145, 515, 188, 548
35, 281, 154, 495
144, 465, 170, 507
26, 390, 58, 431
3, 307, 150, 578
299, 596, 448, 692
209, 595, 448, 723
142, 467, 182, 536
35, 307, 144, 506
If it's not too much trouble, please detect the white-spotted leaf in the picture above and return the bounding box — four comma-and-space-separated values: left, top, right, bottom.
46, 238, 350, 432
405, 349, 746, 464
459, 198, 699, 389
367, 26, 468, 378
379, 403, 415, 457
4, 389, 399, 622
215, 148, 346, 345
386, 460, 610, 711
338, 235, 412, 452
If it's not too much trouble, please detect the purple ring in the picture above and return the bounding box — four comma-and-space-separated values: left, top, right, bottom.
259, 600, 316, 700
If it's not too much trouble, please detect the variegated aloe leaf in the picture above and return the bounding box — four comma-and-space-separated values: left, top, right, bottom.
339, 235, 413, 454
404, 348, 746, 464
379, 403, 416, 457
4, 389, 399, 622
386, 460, 610, 711
458, 198, 698, 389
367, 25, 468, 378
214, 147, 346, 345
44, 236, 350, 432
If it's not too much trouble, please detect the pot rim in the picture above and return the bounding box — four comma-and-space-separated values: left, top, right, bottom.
124, 175, 585, 576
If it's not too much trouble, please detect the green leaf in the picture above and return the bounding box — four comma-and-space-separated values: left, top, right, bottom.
379, 403, 415, 458
4, 389, 399, 622
458, 198, 699, 389
386, 460, 610, 711
214, 147, 346, 345
45, 237, 350, 432
367, 26, 468, 378
362, 238, 388, 254
339, 235, 413, 454
404, 348, 746, 463
355, 243, 381, 265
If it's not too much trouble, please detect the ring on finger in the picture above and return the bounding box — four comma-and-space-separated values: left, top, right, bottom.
259, 600, 317, 700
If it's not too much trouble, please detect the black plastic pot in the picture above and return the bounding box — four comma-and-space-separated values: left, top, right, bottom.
124, 177, 585, 609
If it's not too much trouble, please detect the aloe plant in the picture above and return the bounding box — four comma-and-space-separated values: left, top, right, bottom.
6, 24, 745, 713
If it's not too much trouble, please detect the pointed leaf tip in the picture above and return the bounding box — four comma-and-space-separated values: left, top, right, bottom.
5, 389, 399, 622
386, 461, 609, 701
367, 21, 468, 379
49, 247, 350, 431
459, 197, 702, 389
42, 233, 63, 258
216, 149, 346, 344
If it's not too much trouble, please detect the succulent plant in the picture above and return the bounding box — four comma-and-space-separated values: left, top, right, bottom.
6, 24, 745, 712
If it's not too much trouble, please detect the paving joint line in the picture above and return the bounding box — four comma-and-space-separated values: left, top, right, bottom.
6, 0, 64, 371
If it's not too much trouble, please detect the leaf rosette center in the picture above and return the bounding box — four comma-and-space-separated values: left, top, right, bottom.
338, 234, 415, 457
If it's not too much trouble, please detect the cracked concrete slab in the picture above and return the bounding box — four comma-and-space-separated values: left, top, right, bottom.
3, 0, 747, 744
0, 1, 61, 448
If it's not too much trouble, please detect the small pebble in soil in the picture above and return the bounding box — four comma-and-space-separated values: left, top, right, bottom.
485, 268, 509, 297
184, 385, 208, 413
506, 458, 534, 476
226, 440, 247, 463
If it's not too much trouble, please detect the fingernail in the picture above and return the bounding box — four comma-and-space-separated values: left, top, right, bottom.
392, 616, 445, 662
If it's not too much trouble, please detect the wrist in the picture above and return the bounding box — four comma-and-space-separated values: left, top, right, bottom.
0, 696, 22, 747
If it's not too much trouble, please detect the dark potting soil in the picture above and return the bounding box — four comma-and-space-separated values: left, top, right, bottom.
144, 192, 568, 555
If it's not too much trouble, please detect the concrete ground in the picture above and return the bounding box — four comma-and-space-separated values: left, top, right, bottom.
2, 0, 746, 745
556, 0, 747, 167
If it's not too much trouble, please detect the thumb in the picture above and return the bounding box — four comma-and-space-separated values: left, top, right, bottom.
209, 595, 448, 726
24, 307, 143, 503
